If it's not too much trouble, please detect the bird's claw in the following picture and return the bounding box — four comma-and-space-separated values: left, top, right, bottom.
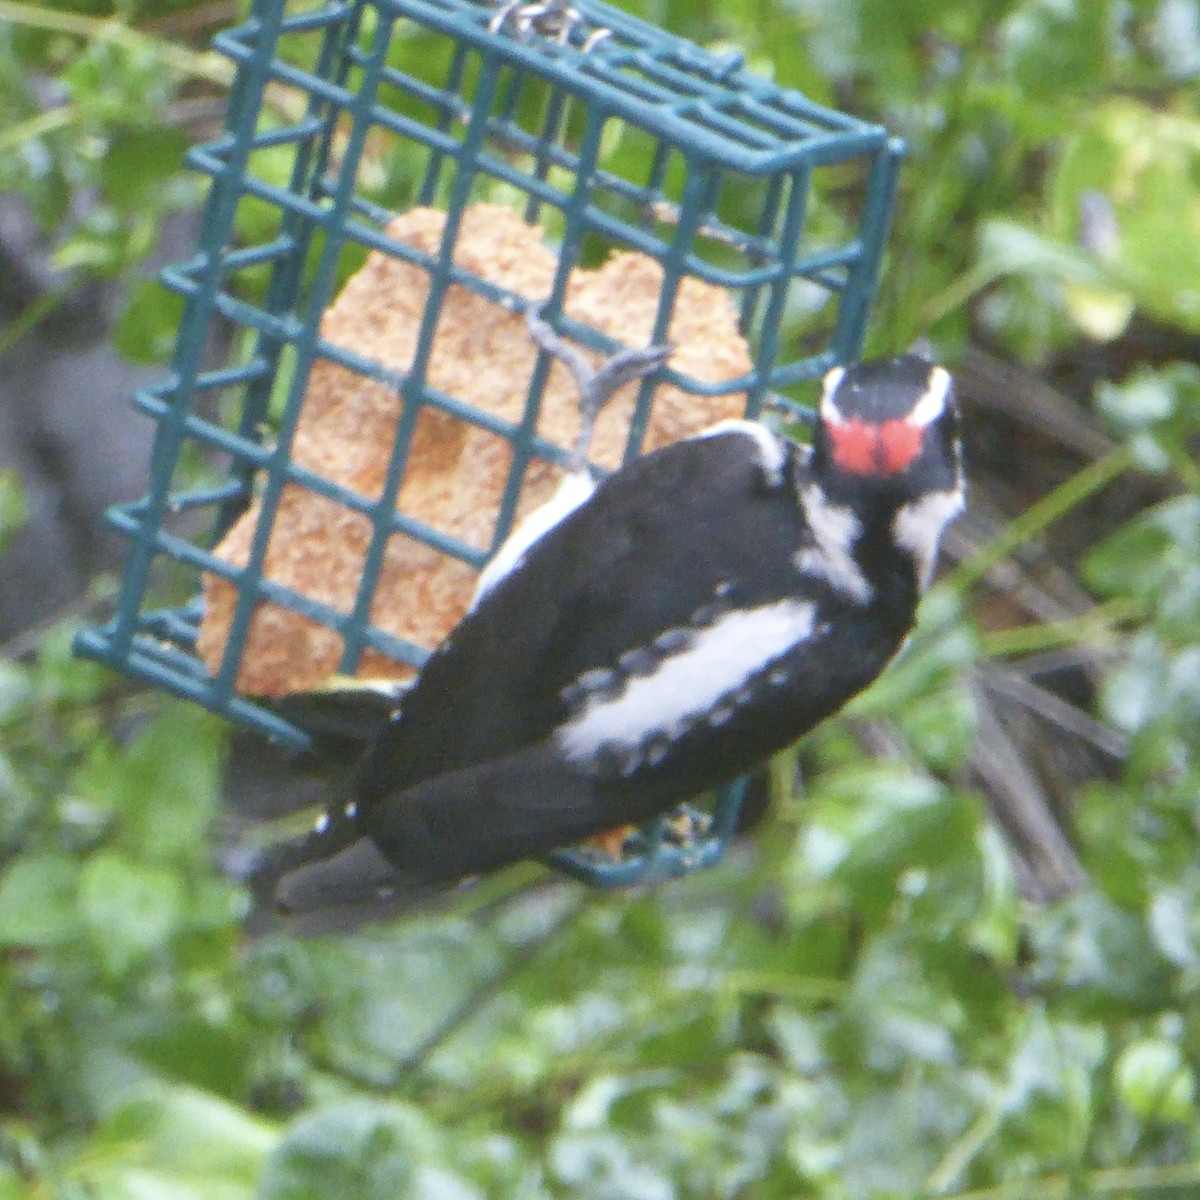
525, 300, 671, 471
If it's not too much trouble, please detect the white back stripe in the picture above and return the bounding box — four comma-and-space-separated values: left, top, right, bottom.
695, 420, 788, 486
557, 600, 818, 761
471, 472, 596, 610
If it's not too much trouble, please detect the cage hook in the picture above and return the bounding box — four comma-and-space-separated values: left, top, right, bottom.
489, 0, 611, 50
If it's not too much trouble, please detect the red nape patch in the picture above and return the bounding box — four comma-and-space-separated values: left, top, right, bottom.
828, 418, 922, 476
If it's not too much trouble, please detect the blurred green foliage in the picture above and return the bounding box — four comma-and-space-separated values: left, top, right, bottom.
3, 0, 1200, 1196
0, 475, 26, 556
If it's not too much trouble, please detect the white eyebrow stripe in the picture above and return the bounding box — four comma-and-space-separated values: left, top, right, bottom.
556, 599, 818, 762
695, 419, 789, 487
818, 365, 848, 424
908, 365, 952, 427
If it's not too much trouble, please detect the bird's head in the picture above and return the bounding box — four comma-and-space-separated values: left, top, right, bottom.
812, 355, 963, 507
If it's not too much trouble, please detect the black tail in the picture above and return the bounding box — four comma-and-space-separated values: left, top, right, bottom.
223, 803, 446, 935
233, 742, 629, 933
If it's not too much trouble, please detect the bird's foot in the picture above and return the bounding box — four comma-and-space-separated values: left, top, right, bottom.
525, 301, 671, 471
585, 824, 637, 862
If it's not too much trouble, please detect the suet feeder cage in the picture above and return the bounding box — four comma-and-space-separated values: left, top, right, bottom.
74, 0, 903, 887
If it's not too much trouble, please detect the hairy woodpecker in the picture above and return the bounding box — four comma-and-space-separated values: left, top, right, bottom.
245, 318, 965, 922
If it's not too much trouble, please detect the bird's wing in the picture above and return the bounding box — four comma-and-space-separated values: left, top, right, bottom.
363, 425, 807, 793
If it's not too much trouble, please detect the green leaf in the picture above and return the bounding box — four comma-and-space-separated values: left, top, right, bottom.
0, 659, 34, 727
77, 1085, 277, 1200
0, 852, 79, 947
257, 1102, 467, 1200
1086, 495, 1200, 603
1115, 1038, 1196, 1123
128, 1009, 255, 1099
73, 704, 225, 861
78, 851, 183, 974
1030, 891, 1174, 1014
1000, 0, 1110, 98
237, 940, 321, 1028
801, 766, 964, 879
1050, 100, 1200, 332
0, 1164, 27, 1200
976, 218, 1107, 288
1002, 1008, 1107, 1160
100, 126, 189, 211
30, 623, 109, 708
113, 278, 185, 364
0, 469, 26, 554
1095, 371, 1177, 430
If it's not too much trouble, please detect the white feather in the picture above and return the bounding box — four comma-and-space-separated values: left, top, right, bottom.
695, 419, 789, 486
908, 366, 952, 427
892, 489, 964, 590
470, 472, 596, 610
556, 599, 819, 762
818, 365, 848, 424
794, 484, 871, 604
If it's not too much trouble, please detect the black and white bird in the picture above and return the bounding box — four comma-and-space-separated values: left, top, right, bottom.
243, 312, 965, 924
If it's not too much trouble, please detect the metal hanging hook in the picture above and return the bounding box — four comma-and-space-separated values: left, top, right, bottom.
488, 0, 612, 50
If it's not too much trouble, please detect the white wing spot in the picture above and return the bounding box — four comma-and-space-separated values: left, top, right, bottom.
556, 600, 818, 764
654, 628, 692, 655
561, 666, 620, 707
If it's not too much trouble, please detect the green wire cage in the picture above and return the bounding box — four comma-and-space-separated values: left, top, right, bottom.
74, 0, 903, 886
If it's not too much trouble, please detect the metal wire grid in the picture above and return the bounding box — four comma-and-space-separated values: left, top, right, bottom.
73, 0, 901, 884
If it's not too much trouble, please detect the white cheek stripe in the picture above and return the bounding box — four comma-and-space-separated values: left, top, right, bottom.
471, 472, 596, 610
695, 420, 788, 487
796, 484, 871, 604
557, 599, 817, 760
892, 488, 964, 591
